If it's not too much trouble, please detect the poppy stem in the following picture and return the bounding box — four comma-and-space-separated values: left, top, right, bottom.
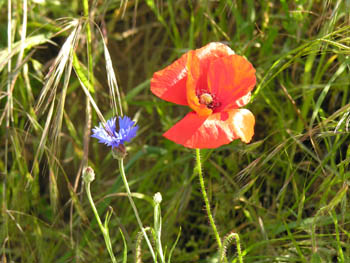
118, 159, 157, 262
195, 149, 223, 251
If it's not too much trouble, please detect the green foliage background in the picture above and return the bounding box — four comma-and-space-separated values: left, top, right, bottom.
1, 0, 350, 262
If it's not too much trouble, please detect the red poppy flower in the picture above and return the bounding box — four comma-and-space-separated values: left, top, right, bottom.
151, 42, 256, 149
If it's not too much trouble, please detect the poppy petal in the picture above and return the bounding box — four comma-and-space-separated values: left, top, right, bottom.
195, 42, 235, 62
186, 51, 212, 116
193, 43, 235, 98
207, 55, 256, 111
232, 91, 251, 108
150, 52, 189, 105
229, 109, 255, 143
163, 109, 255, 149
151, 42, 235, 106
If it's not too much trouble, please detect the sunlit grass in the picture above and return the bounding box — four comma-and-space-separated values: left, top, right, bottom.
1, 0, 350, 262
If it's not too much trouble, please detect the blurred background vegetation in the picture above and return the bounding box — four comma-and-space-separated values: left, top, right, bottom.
1, 0, 350, 262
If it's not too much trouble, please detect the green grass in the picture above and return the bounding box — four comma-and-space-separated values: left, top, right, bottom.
1, 0, 350, 262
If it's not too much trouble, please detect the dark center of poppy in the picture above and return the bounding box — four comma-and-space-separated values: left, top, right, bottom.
197, 90, 221, 110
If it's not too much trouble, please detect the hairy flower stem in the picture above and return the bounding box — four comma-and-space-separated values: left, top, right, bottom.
118, 159, 157, 262
195, 149, 223, 252
234, 234, 243, 263
221, 232, 244, 263
85, 181, 117, 263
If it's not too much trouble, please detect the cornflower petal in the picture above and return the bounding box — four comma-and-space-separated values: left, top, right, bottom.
118, 116, 139, 144
91, 116, 138, 149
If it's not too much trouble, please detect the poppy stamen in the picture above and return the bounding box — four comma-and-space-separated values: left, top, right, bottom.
198, 92, 221, 110
199, 93, 213, 105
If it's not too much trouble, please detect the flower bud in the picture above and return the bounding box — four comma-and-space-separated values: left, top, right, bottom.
153, 192, 162, 204
83, 166, 95, 183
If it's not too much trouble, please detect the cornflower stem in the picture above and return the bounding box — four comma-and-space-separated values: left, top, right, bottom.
85, 181, 117, 263
195, 149, 223, 250
118, 159, 157, 262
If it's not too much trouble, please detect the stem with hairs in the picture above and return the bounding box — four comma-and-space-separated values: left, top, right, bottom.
195, 149, 223, 250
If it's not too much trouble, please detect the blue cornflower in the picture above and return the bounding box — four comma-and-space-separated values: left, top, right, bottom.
91, 116, 138, 148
